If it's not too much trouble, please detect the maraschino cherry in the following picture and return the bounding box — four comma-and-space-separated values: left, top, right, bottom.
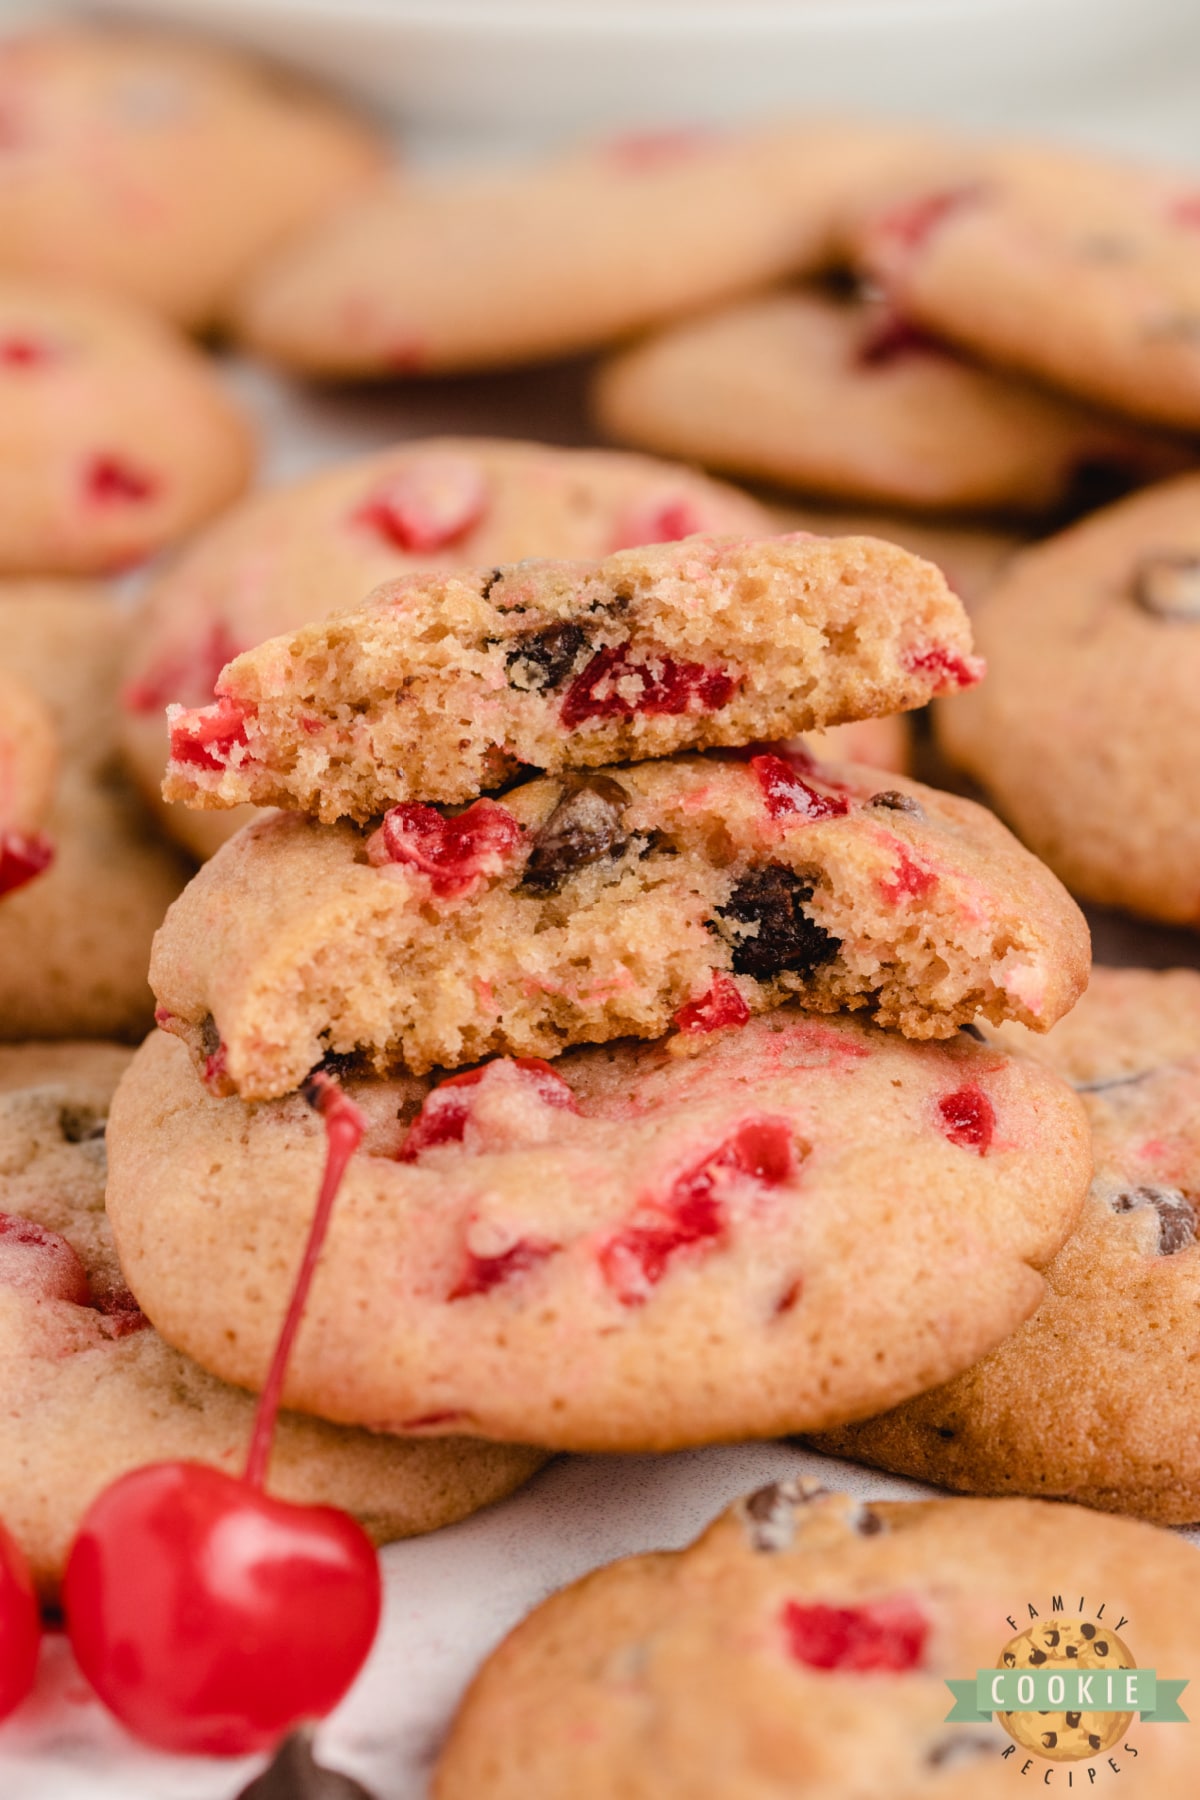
0, 1519, 40, 1721
63, 1074, 382, 1756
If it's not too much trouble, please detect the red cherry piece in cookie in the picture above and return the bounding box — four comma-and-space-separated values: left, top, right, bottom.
601, 1117, 794, 1305
0, 1520, 39, 1723
0, 337, 51, 368
610, 493, 716, 550
84, 454, 158, 506
782, 1596, 928, 1673
124, 621, 241, 714
354, 457, 488, 553
561, 642, 735, 729
903, 643, 983, 694
856, 309, 949, 368
1170, 193, 1200, 230
449, 1235, 558, 1302
367, 798, 523, 898
63, 1461, 381, 1756
872, 186, 983, 259
168, 697, 250, 772
0, 830, 54, 898
674, 972, 751, 1035
92, 1287, 151, 1338
0, 1212, 91, 1306
751, 753, 849, 822
879, 844, 938, 904
938, 1085, 995, 1155
399, 1056, 578, 1162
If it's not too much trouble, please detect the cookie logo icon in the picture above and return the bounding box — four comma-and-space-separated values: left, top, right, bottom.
997, 1619, 1135, 1763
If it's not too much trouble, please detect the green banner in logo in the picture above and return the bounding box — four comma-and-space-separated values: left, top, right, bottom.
945, 1671, 1189, 1724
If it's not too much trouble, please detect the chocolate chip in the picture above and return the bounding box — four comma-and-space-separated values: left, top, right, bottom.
959, 1022, 986, 1043
505, 622, 587, 691
854, 1505, 885, 1536
521, 774, 631, 894
1133, 552, 1200, 621
1095, 1641, 1109, 1657
1045, 1629, 1060, 1648
199, 1013, 221, 1058
235, 1729, 380, 1800
739, 1478, 827, 1552
1110, 1185, 1197, 1255
1088, 1734, 1102, 1752
1065, 1711, 1082, 1728
868, 789, 925, 817
1042, 1732, 1059, 1750
480, 567, 503, 601
309, 1047, 365, 1084
934, 1425, 956, 1440
715, 866, 840, 981
1029, 1648, 1047, 1666
57, 1104, 106, 1144
1080, 1623, 1096, 1639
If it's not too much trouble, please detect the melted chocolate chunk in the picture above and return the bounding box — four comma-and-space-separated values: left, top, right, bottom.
57, 1103, 107, 1144
1111, 1185, 1197, 1255
1133, 552, 1200, 621
505, 622, 586, 691
868, 789, 925, 818
236, 1730, 379, 1800
310, 1047, 366, 1084
198, 1013, 221, 1059
1041, 1731, 1058, 1750
1079, 1623, 1096, 1639
522, 774, 631, 893
958, 1022, 986, 1043
716, 866, 840, 981
480, 567, 503, 601
1065, 1711, 1081, 1728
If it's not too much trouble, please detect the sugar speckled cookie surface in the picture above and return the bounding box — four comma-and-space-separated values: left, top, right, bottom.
594, 287, 1190, 516
150, 751, 1090, 1098
0, 279, 254, 575
434, 1485, 1200, 1797
938, 474, 1200, 924
0, 585, 189, 1040
161, 531, 981, 821
232, 122, 945, 377
120, 437, 770, 859
815, 968, 1200, 1524
105, 1015, 1089, 1452
0, 1041, 546, 1596
847, 140, 1200, 431
0, 26, 384, 328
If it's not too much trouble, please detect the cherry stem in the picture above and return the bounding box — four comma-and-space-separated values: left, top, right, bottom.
244, 1073, 367, 1491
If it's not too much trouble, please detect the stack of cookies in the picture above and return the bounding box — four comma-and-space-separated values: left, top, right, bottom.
102, 527, 1095, 1466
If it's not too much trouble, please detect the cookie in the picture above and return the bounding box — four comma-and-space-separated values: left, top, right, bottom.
936, 473, 1200, 924
0, 666, 57, 831
0, 584, 189, 1040
104, 1014, 1090, 1452
814, 967, 1200, 1525
0, 278, 254, 575
0, 25, 384, 328
997, 1619, 1133, 1762
846, 140, 1200, 432
160, 531, 981, 822
433, 1485, 1200, 1797
230, 121, 945, 377
594, 287, 1190, 516
0, 1040, 546, 1596
120, 438, 772, 860
770, 504, 1021, 613
151, 750, 1090, 1099
802, 716, 910, 777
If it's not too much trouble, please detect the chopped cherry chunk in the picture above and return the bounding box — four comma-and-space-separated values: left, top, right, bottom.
123, 621, 240, 714
0, 1212, 91, 1306
610, 494, 715, 551
938, 1084, 995, 1155
399, 1057, 578, 1162
1170, 193, 1200, 230
903, 643, 983, 694
600, 1117, 794, 1305
0, 337, 50, 367
93, 1287, 151, 1337
168, 697, 249, 772
448, 1236, 558, 1301
561, 641, 735, 729
856, 310, 948, 367
84, 454, 157, 505
354, 456, 488, 553
751, 753, 849, 822
674, 972, 750, 1035
879, 845, 938, 904
782, 1596, 928, 1673
0, 830, 53, 898
367, 798, 522, 898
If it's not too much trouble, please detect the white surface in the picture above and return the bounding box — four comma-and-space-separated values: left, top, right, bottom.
77, 0, 1200, 161
0, 1446, 948, 1800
